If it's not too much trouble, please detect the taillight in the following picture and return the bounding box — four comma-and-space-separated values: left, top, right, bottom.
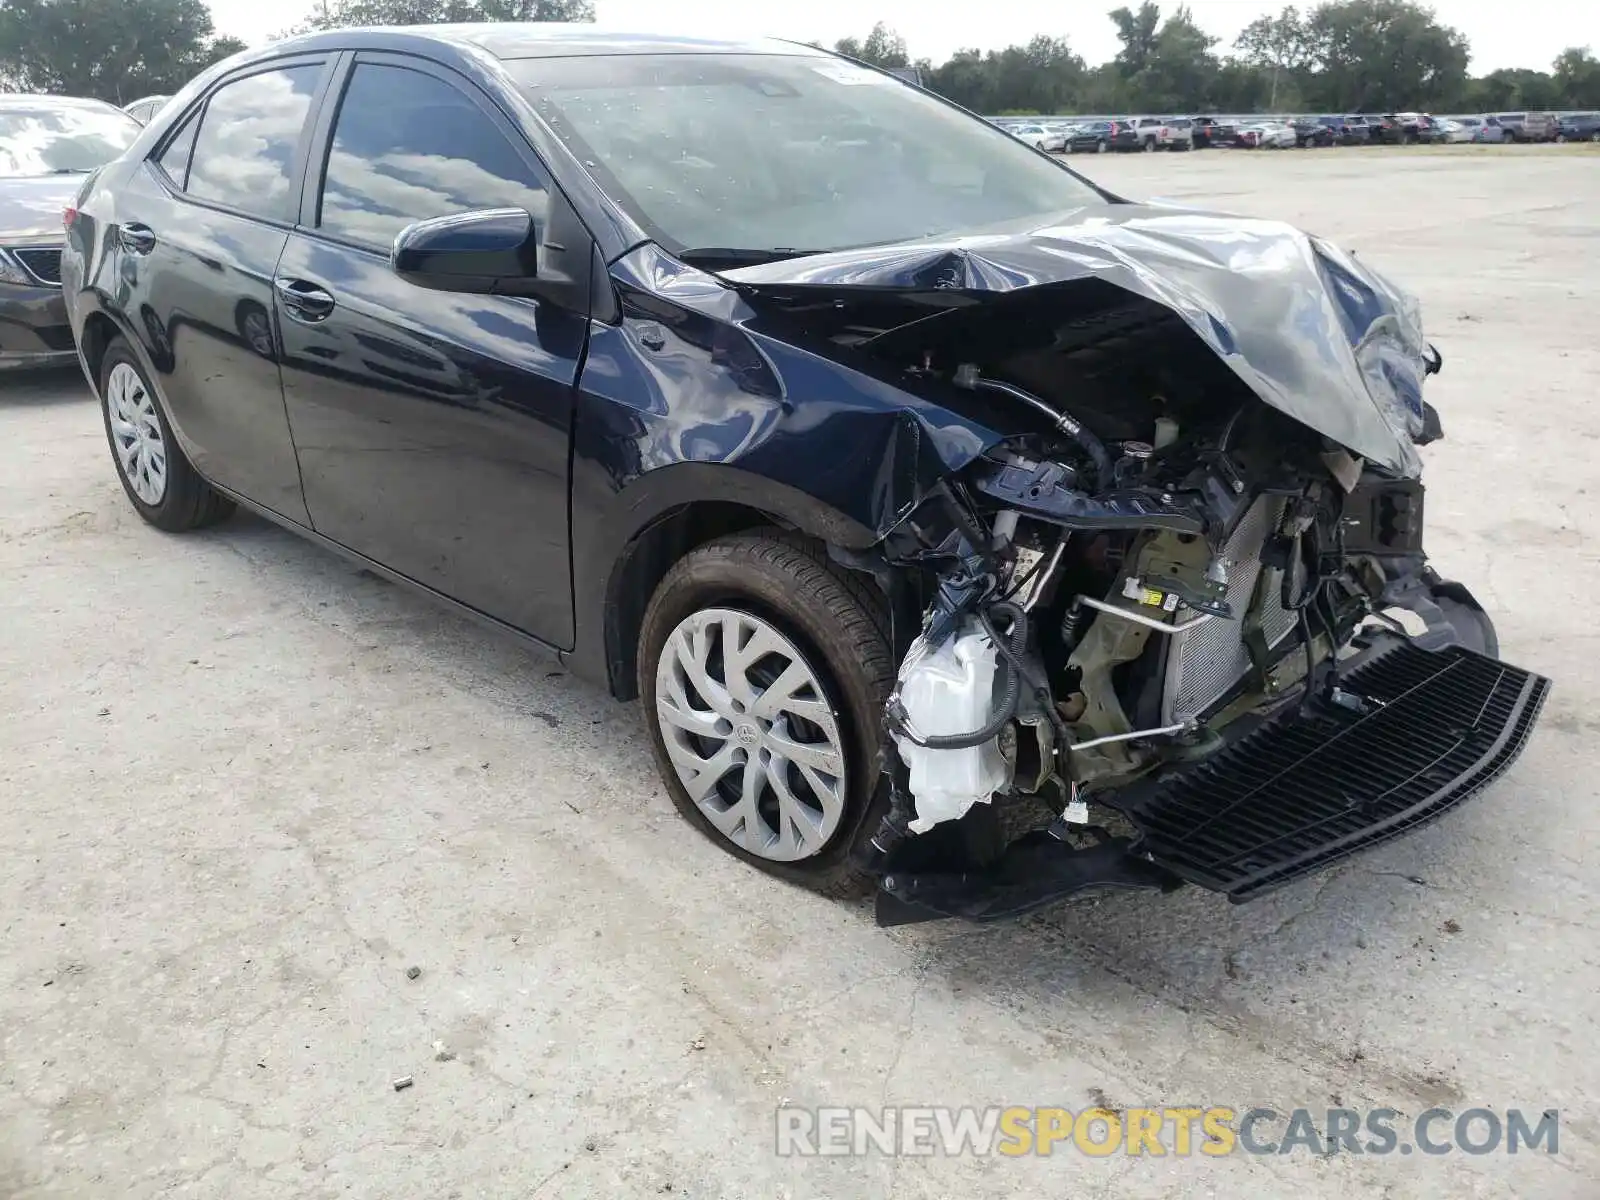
62, 206, 77, 231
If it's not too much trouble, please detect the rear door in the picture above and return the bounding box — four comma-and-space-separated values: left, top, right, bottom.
114, 59, 333, 522
274, 53, 587, 647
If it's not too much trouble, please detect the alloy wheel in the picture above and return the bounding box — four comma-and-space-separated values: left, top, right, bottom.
105, 362, 167, 505
655, 607, 846, 863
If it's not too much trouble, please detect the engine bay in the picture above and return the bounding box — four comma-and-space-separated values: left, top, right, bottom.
835, 288, 1490, 923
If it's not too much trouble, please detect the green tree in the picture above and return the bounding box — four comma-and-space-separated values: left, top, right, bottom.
295, 0, 592, 30
1143, 6, 1221, 109
833, 22, 909, 68
1109, 1, 1162, 76
1302, 0, 1469, 111
1233, 6, 1314, 109
1552, 46, 1600, 107
922, 36, 1087, 114
1462, 66, 1560, 112
1107, 4, 1220, 111
0, 0, 243, 101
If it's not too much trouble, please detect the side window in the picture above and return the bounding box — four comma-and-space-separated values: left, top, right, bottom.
157, 114, 198, 188
186, 65, 321, 221
318, 63, 550, 249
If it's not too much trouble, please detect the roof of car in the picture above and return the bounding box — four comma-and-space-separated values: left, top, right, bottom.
274, 23, 825, 61
0, 93, 129, 112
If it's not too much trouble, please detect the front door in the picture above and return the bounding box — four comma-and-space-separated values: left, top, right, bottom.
275, 56, 584, 647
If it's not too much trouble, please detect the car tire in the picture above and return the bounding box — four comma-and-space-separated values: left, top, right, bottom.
1096, 141, 1107, 153
638, 530, 894, 898
98, 337, 233, 532
1143, 138, 1156, 152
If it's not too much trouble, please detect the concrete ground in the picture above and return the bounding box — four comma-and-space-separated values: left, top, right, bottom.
2, 148, 1596, 1198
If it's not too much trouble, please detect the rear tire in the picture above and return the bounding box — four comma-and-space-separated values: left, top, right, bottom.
98, 337, 233, 532
638, 531, 894, 898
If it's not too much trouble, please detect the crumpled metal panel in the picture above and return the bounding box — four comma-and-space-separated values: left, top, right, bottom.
723, 205, 1429, 476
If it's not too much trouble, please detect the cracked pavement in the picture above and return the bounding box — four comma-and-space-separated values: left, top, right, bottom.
2, 149, 1597, 1197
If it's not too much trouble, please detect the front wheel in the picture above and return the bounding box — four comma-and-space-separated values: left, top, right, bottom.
99, 337, 233, 532
638, 532, 894, 897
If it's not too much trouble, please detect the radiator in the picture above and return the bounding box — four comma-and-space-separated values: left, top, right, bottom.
1162, 497, 1300, 724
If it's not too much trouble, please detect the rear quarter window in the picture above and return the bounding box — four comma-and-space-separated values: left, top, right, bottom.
185, 65, 322, 221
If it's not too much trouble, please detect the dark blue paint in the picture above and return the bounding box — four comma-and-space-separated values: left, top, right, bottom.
60, 24, 1434, 702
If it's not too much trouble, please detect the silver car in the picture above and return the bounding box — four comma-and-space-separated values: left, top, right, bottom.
1, 95, 141, 370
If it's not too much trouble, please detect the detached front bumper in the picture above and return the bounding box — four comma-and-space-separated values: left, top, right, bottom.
874, 567, 1550, 925
1127, 641, 1550, 901
877, 638, 1549, 923
0, 285, 75, 371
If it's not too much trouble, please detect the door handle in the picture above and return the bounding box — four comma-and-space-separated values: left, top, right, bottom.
118, 223, 156, 255
274, 277, 336, 323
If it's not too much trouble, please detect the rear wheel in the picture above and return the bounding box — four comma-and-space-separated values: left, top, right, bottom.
99, 337, 233, 532
638, 532, 894, 897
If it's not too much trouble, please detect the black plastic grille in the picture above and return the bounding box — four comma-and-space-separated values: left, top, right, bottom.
1134, 645, 1550, 901
12, 247, 62, 285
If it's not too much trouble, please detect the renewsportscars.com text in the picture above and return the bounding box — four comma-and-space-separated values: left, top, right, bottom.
775, 1105, 1560, 1158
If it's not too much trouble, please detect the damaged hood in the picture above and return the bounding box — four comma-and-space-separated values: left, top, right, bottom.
724, 205, 1429, 475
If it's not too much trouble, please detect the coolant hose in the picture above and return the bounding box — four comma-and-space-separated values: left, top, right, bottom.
963, 374, 1115, 489
898, 603, 1030, 750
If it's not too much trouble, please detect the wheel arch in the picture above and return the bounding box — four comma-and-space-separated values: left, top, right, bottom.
76, 308, 124, 393
566, 463, 886, 701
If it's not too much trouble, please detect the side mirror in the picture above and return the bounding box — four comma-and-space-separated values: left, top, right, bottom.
392, 208, 540, 296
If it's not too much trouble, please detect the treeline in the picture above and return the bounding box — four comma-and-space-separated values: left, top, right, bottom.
0, 0, 595, 102
834, 2, 1600, 115
3, 0, 1595, 114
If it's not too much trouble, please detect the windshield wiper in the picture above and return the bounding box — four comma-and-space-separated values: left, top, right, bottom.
677, 247, 820, 268
48, 168, 92, 174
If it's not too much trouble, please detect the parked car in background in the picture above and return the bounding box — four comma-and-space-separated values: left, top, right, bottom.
1190, 115, 1221, 147
1291, 117, 1335, 147
62, 27, 1540, 923
1237, 121, 1297, 149
1556, 112, 1600, 142
1129, 116, 1170, 151
1067, 120, 1118, 152
1449, 115, 1502, 143
1420, 118, 1473, 144
1364, 114, 1405, 143
1207, 118, 1247, 147
1313, 115, 1348, 141
1335, 115, 1373, 143
1388, 112, 1434, 143
1158, 116, 1194, 150
1497, 112, 1556, 142
1, 94, 141, 370
123, 95, 171, 125
1111, 119, 1148, 151
1008, 122, 1066, 152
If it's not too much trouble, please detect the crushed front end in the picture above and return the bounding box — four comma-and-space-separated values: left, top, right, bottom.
825, 283, 1550, 925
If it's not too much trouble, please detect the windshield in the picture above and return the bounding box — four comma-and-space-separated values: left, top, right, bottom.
0, 103, 140, 177
511, 53, 1104, 257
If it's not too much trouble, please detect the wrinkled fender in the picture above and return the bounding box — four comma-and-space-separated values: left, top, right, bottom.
562, 244, 1006, 696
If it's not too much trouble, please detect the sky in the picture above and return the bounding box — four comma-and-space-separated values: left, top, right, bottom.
206, 0, 1599, 76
